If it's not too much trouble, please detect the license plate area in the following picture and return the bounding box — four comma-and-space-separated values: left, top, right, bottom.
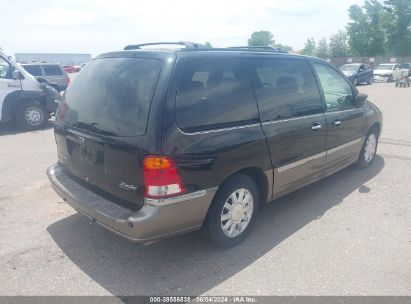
66, 133, 105, 173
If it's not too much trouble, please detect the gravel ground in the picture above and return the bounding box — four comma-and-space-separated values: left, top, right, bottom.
0, 82, 410, 296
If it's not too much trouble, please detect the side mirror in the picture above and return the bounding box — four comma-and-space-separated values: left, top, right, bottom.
12, 69, 21, 80
354, 92, 367, 106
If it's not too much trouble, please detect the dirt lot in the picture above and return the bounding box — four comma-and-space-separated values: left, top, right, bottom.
0, 82, 410, 296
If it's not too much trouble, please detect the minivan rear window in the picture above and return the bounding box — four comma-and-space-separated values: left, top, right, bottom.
43, 65, 63, 76
61, 58, 162, 136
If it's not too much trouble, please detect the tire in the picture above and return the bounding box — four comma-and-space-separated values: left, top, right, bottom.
15, 101, 47, 131
353, 77, 358, 86
203, 174, 260, 248
356, 129, 379, 168
367, 76, 373, 85
388, 75, 393, 83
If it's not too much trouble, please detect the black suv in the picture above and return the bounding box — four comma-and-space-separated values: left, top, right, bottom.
47, 42, 383, 248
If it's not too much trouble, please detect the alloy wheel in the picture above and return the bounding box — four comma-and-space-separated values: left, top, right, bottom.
220, 188, 254, 238
364, 134, 377, 162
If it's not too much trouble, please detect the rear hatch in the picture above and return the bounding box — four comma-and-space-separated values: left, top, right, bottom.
54, 57, 163, 210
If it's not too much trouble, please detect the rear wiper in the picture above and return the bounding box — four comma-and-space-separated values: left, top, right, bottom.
72, 121, 118, 136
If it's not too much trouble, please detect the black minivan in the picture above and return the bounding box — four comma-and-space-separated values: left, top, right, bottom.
47, 43, 383, 248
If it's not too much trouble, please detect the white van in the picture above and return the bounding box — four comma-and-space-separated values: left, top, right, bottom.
0, 51, 60, 130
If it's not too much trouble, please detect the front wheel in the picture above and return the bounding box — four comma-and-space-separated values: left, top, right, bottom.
356, 130, 379, 168
15, 101, 47, 130
203, 174, 259, 248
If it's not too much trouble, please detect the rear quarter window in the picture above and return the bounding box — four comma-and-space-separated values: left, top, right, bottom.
43, 65, 64, 76
23, 65, 43, 76
175, 58, 259, 132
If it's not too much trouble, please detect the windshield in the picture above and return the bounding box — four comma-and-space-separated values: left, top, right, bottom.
340, 65, 359, 72
60, 57, 162, 136
376, 64, 394, 70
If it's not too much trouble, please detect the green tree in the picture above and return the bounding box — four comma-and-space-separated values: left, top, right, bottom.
316, 38, 329, 58
275, 43, 293, 52
204, 41, 212, 48
248, 30, 275, 46
301, 38, 316, 56
329, 30, 350, 57
383, 0, 411, 56
347, 0, 388, 56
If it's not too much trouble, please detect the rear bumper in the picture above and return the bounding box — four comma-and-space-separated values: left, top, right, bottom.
40, 83, 61, 112
58, 84, 68, 92
47, 164, 217, 243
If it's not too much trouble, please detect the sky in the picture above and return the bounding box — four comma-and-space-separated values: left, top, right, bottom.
0, 0, 364, 57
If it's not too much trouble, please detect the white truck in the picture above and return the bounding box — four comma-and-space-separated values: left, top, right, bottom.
0, 51, 60, 130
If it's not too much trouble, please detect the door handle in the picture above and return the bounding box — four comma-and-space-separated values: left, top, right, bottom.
334, 119, 341, 126
311, 122, 322, 130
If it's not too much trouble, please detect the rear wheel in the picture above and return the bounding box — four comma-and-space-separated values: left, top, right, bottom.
204, 174, 259, 248
15, 101, 47, 130
356, 130, 379, 168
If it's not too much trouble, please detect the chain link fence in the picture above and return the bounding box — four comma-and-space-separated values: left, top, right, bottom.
327, 56, 411, 68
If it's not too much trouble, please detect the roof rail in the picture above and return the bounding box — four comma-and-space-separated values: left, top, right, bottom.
124, 41, 205, 50
228, 46, 287, 53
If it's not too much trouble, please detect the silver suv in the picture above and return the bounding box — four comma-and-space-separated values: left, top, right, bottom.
21, 63, 70, 92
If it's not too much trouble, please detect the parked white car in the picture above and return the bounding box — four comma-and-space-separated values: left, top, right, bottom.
373, 63, 400, 82
0, 51, 60, 130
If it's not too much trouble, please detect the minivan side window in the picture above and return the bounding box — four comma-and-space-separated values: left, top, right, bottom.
313, 63, 354, 111
0, 57, 11, 79
43, 65, 63, 76
23, 65, 43, 76
247, 58, 323, 121
175, 59, 258, 131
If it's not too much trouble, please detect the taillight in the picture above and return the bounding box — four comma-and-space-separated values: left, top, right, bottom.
143, 156, 185, 198
57, 100, 68, 122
